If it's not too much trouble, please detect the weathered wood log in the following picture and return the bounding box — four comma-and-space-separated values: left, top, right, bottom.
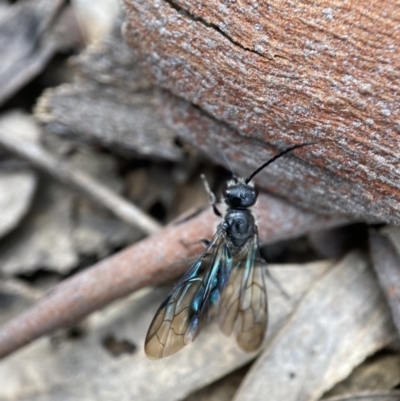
35, 17, 182, 161
123, 0, 400, 224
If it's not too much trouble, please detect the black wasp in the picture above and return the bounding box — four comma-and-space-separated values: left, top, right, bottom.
145, 143, 313, 359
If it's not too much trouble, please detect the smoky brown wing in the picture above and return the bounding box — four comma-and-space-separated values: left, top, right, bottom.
235, 259, 268, 352
144, 275, 204, 359
144, 229, 226, 360
218, 233, 268, 352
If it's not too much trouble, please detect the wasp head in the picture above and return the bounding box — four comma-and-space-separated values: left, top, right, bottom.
223, 179, 258, 209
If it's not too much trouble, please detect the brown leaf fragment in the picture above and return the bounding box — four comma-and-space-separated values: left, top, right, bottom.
0, 262, 332, 401
369, 229, 400, 338
234, 252, 397, 401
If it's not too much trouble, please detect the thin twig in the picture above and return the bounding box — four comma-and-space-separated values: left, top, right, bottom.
0, 193, 348, 359
0, 130, 162, 235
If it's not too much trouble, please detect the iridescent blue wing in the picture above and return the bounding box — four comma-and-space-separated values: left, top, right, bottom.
218, 231, 268, 352
144, 226, 230, 359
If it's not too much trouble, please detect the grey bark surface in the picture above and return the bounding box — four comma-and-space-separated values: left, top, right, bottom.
35, 17, 182, 161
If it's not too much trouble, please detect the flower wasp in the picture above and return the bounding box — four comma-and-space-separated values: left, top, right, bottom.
145, 143, 314, 359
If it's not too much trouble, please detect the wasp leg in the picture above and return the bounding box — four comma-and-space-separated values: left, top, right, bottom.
257, 257, 291, 301
200, 174, 222, 217
266, 269, 291, 301
179, 238, 211, 248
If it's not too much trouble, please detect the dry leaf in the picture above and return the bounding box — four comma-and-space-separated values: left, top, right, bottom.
0, 0, 76, 105
0, 279, 43, 326
380, 227, 400, 260
369, 229, 400, 338
325, 353, 400, 397
0, 181, 78, 275
323, 391, 400, 401
234, 252, 397, 401
0, 171, 36, 239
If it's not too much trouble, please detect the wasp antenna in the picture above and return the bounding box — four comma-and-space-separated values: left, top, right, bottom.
245, 142, 316, 183
215, 146, 238, 181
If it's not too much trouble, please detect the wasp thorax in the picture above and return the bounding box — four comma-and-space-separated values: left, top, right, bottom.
223, 180, 258, 208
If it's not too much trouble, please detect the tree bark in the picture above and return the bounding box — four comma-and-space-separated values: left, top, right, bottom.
123, 0, 400, 224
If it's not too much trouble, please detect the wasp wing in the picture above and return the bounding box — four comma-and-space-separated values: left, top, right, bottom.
218, 231, 268, 352
144, 227, 230, 359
